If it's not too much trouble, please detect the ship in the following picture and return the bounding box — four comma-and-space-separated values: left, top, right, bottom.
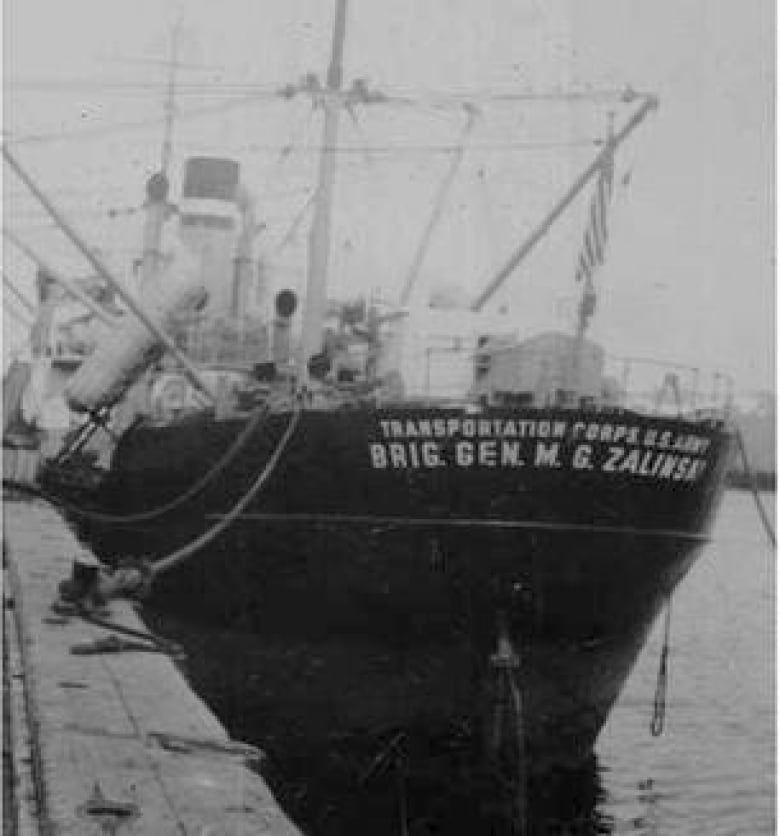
5, 0, 735, 816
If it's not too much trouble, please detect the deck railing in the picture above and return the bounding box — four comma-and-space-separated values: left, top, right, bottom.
170, 314, 271, 368
420, 339, 734, 417
603, 354, 734, 417
159, 318, 737, 419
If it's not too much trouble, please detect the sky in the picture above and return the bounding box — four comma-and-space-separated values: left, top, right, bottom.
2, 0, 775, 392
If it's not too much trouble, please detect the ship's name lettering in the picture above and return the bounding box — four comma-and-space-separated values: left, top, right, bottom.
369, 440, 523, 469
377, 417, 711, 455
368, 439, 709, 482
571, 444, 707, 482
570, 422, 711, 454
378, 418, 567, 441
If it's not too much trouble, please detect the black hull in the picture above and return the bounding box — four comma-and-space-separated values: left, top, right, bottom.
50, 405, 733, 774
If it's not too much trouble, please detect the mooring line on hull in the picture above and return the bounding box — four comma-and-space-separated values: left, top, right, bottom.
3, 403, 271, 525
206, 511, 710, 542
151, 404, 301, 577
10, 405, 299, 612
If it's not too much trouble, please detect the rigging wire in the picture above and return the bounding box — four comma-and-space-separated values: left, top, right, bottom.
249, 104, 318, 252
189, 139, 604, 155
4, 92, 284, 146
3, 298, 34, 330
8, 77, 640, 105
5, 79, 639, 148
8, 117, 605, 152
255, 102, 317, 199
272, 191, 317, 253
398, 104, 479, 306
3, 271, 36, 315
735, 429, 776, 548
474, 164, 510, 281
6, 183, 132, 200
8, 208, 127, 225
379, 86, 645, 111
7, 79, 285, 95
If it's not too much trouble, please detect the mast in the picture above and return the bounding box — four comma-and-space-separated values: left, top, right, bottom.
470, 94, 658, 312
139, 19, 181, 292
297, 0, 348, 380
161, 17, 182, 176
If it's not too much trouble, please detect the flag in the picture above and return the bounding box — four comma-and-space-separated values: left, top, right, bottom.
574, 143, 615, 283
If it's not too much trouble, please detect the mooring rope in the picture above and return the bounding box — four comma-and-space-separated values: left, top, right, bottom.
151, 402, 301, 577
734, 429, 775, 549
3, 403, 271, 525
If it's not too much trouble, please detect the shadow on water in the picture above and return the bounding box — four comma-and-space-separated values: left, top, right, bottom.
143, 609, 615, 835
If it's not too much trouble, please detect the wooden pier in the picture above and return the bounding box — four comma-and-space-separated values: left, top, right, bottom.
3, 496, 300, 835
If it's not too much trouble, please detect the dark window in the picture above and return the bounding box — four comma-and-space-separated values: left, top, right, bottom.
182, 157, 240, 201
